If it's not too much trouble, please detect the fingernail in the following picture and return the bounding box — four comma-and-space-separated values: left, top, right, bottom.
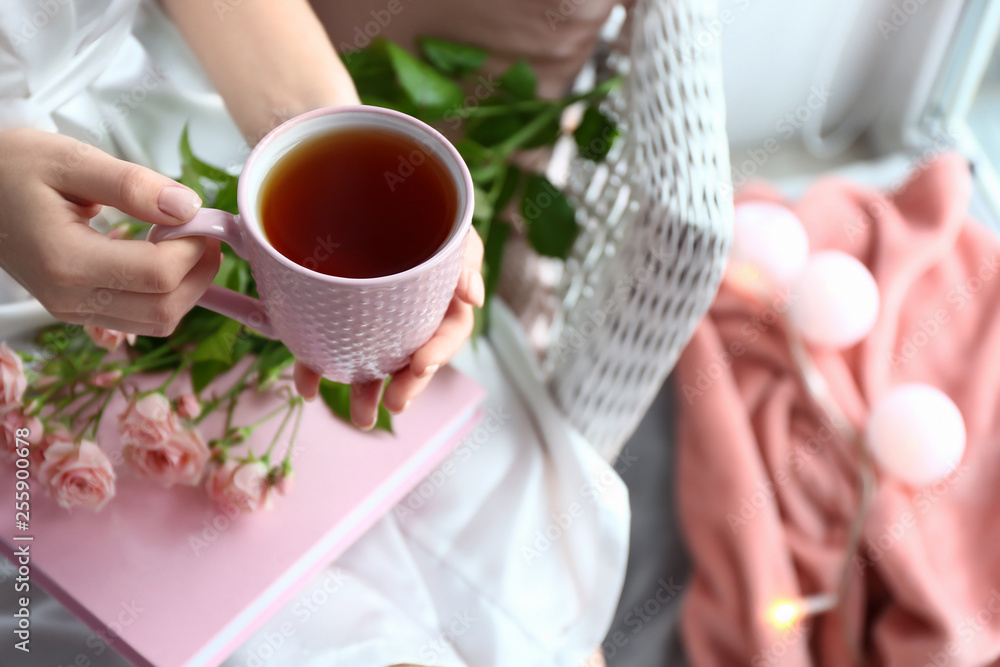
467, 270, 485, 307
358, 418, 376, 432
416, 363, 439, 379
388, 400, 411, 416
158, 186, 202, 221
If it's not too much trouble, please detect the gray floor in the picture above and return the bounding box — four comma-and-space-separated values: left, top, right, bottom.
604, 377, 690, 667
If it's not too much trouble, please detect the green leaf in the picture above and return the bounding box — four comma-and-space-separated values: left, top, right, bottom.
482, 218, 510, 301
472, 186, 494, 227
318, 379, 350, 421
471, 216, 511, 339
520, 111, 562, 149
471, 304, 487, 340
213, 177, 239, 214
455, 138, 495, 165
213, 253, 252, 293
254, 343, 295, 389
520, 175, 578, 259
385, 42, 464, 111
373, 402, 394, 433
493, 164, 522, 213
191, 361, 231, 394
418, 37, 488, 76
318, 379, 394, 433
190, 319, 241, 365
188, 318, 250, 393
455, 138, 500, 182
417, 37, 489, 76
179, 165, 206, 201
169, 306, 229, 348
178, 124, 237, 203
466, 103, 562, 152
180, 125, 234, 183
344, 42, 408, 105
573, 106, 618, 161
500, 60, 537, 100
466, 113, 523, 148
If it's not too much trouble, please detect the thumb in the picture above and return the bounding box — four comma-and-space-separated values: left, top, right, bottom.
51, 138, 202, 226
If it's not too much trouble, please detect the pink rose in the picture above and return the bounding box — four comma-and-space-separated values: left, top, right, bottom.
91, 370, 123, 388
30, 426, 71, 472
124, 427, 209, 488
272, 467, 294, 496
175, 394, 201, 420
205, 460, 273, 513
84, 326, 137, 352
118, 393, 176, 448
0, 342, 27, 414
38, 440, 116, 511
0, 411, 40, 462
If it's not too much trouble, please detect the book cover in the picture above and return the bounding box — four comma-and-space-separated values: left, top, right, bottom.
0, 363, 484, 666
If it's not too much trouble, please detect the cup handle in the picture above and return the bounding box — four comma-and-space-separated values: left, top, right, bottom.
147, 209, 277, 339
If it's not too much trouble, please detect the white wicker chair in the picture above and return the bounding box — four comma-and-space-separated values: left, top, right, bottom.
499, 0, 733, 461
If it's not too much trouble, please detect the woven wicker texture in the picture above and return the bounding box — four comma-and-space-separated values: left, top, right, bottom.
502, 0, 733, 460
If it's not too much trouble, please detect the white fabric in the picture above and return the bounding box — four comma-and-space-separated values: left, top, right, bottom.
224, 304, 630, 666
0, 0, 246, 175
0, 2, 631, 665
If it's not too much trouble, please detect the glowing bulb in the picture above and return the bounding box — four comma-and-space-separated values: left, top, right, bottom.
729, 202, 810, 289
767, 594, 837, 630
867, 383, 966, 487
771, 602, 798, 628
789, 250, 880, 349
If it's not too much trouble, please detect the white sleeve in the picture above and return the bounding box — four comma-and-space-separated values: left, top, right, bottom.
0, 6, 57, 133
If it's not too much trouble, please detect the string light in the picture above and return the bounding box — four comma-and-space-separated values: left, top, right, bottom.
789, 250, 880, 349
729, 202, 810, 289
768, 593, 839, 630
727, 204, 968, 664
866, 383, 966, 487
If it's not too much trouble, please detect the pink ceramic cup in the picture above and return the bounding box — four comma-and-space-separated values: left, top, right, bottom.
147, 106, 474, 384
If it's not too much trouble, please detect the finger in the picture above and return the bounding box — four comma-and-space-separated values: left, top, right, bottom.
69, 240, 221, 327
350, 379, 384, 431
61, 223, 209, 294
49, 138, 202, 225
48, 310, 169, 338
383, 364, 436, 414
454, 230, 485, 307
410, 297, 474, 377
64, 196, 103, 219
294, 362, 321, 401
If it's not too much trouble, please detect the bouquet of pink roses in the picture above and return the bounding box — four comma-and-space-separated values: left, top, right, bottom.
0, 317, 319, 514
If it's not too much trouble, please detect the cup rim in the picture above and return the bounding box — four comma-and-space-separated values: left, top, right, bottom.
237, 105, 474, 286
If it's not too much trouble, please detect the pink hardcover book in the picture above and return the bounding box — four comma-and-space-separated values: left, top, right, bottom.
0, 364, 485, 667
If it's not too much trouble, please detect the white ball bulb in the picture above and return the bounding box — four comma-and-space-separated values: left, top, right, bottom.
789, 251, 879, 348
867, 383, 966, 487
730, 202, 810, 288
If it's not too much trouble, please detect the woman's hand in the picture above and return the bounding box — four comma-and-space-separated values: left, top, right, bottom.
293, 229, 485, 429
0, 129, 219, 335
161, 0, 486, 427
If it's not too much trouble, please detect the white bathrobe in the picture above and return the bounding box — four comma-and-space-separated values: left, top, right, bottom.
0, 1, 630, 665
